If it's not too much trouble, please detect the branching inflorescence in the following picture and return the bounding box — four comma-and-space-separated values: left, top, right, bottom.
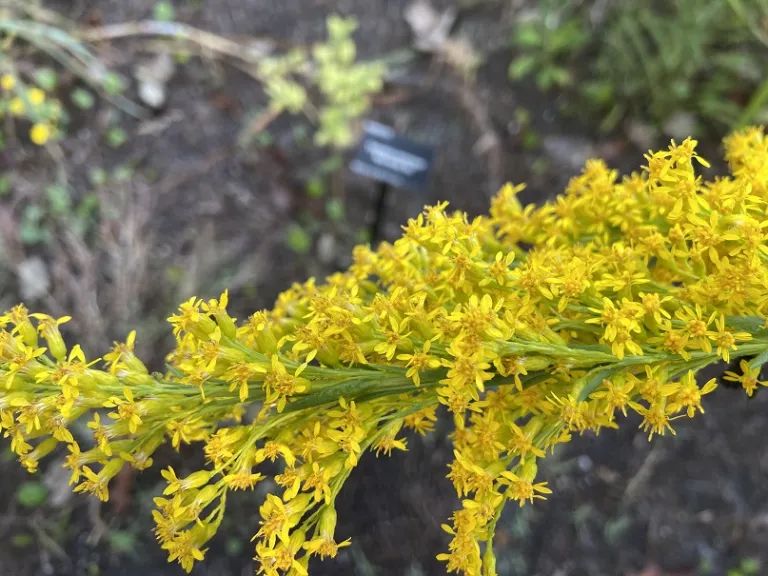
2, 127, 768, 575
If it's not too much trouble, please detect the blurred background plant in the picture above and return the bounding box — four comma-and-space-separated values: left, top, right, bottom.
507, 0, 587, 91
0, 68, 61, 146
508, 0, 768, 137
246, 15, 386, 149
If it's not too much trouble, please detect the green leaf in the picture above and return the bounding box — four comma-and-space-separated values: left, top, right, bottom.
576, 366, 616, 403
355, 228, 371, 245
536, 68, 555, 91
550, 22, 587, 54
306, 177, 325, 198
670, 79, 691, 100
513, 107, 531, 127
103, 73, 126, 96
0, 175, 10, 196
108, 530, 136, 553
514, 24, 542, 48
71, 88, 95, 110
325, 198, 344, 222
152, 1, 176, 22
24, 204, 44, 223
19, 222, 44, 245
286, 224, 312, 254
742, 558, 761, 575
113, 165, 134, 182
713, 51, 762, 82
749, 350, 768, 371
548, 66, 572, 87
257, 131, 274, 147
508, 54, 537, 80
599, 104, 625, 133
726, 315, 768, 334
107, 126, 128, 148
531, 157, 549, 175
581, 81, 614, 105
88, 167, 107, 187
17, 482, 49, 508
34, 68, 58, 91
78, 193, 100, 219
522, 131, 540, 151
735, 76, 768, 129
46, 184, 71, 214
319, 154, 344, 174
11, 533, 34, 548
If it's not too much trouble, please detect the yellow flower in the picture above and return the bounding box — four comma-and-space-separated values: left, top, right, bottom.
590, 375, 635, 418
256, 494, 312, 548
8, 97, 25, 116
104, 387, 145, 433
724, 359, 767, 397
1, 74, 16, 91
631, 400, 677, 440
28, 88, 45, 106
668, 371, 716, 418
499, 461, 552, 506
708, 315, 751, 363
30, 123, 52, 145
163, 529, 207, 573
303, 507, 351, 559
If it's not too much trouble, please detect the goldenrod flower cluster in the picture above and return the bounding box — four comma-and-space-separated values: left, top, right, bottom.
1, 71, 59, 145
2, 127, 768, 575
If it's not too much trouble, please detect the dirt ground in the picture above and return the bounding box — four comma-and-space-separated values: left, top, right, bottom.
1, 1, 766, 575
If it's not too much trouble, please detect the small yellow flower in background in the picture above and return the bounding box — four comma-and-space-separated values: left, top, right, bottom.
28, 87, 46, 106
1, 73, 16, 91
30, 123, 51, 146
8, 97, 25, 116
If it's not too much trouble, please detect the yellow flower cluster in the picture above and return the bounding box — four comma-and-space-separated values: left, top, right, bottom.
2, 127, 768, 575
1, 72, 59, 145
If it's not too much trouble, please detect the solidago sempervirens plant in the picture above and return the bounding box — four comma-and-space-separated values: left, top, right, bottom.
2, 127, 768, 575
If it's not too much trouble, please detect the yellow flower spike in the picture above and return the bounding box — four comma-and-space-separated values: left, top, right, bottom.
3, 126, 768, 576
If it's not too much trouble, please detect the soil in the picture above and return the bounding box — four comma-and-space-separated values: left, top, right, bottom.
1, 1, 765, 576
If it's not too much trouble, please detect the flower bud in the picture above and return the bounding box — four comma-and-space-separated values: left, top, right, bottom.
318, 507, 338, 539
184, 470, 213, 491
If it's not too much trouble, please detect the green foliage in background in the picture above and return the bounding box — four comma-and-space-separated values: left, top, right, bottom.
509, 0, 768, 134
508, 1, 586, 91
258, 16, 385, 149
